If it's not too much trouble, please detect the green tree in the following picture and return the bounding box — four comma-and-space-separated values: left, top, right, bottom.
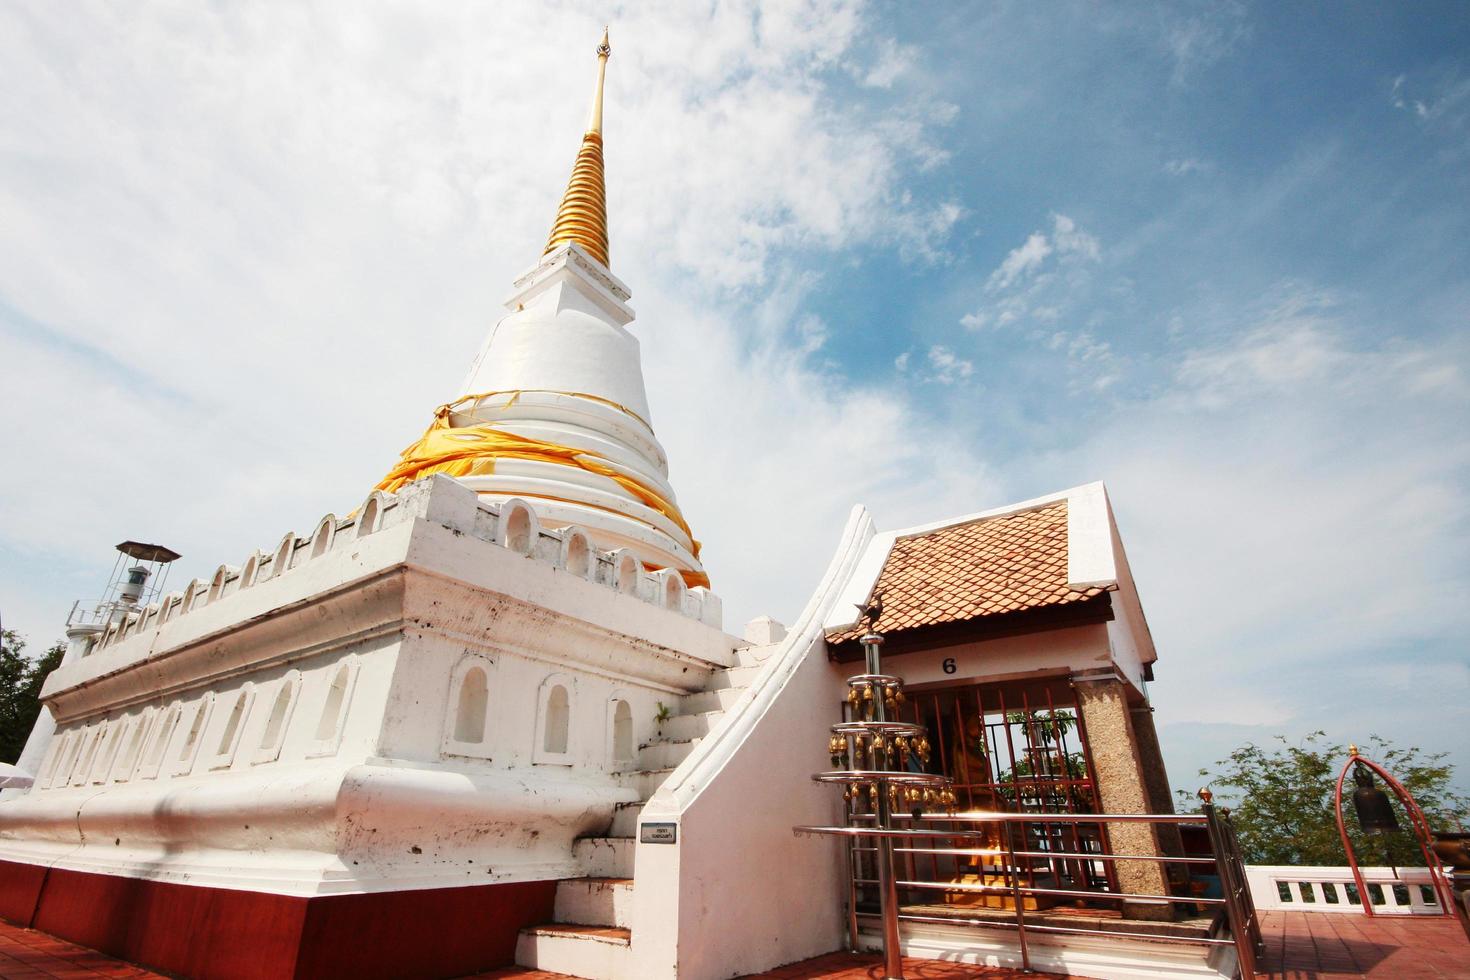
0, 630, 66, 765
1181, 731, 1470, 866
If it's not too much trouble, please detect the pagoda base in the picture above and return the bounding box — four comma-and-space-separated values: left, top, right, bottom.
0, 858, 554, 979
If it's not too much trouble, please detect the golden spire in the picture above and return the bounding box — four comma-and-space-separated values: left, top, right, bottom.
544, 28, 612, 268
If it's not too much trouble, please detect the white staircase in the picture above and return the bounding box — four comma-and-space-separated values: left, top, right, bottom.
513, 644, 772, 977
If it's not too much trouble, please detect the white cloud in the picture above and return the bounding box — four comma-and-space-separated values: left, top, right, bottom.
987, 232, 1052, 291
0, 1, 984, 641
962, 212, 1108, 387
982, 213, 1100, 297
1032, 289, 1470, 779
1050, 213, 1100, 261
1164, 157, 1208, 176
1161, 4, 1250, 87
926, 345, 974, 385
889, 345, 976, 387
862, 37, 914, 89
1390, 74, 1431, 120
1390, 70, 1470, 142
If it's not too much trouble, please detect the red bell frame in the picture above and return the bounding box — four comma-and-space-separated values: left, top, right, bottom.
1332, 748, 1456, 918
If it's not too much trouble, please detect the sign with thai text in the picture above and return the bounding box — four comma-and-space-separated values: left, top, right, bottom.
640, 822, 677, 844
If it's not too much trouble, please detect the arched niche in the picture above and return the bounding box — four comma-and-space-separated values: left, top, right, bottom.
611, 550, 641, 596
209, 684, 256, 770
497, 498, 539, 556
208, 564, 236, 602
656, 569, 686, 612
310, 515, 337, 559
442, 655, 496, 759
356, 492, 388, 539
240, 552, 265, 589
111, 708, 155, 783
139, 702, 181, 780
308, 658, 359, 758
561, 526, 594, 580
254, 670, 302, 765
72, 722, 108, 786
172, 693, 216, 777
608, 694, 635, 769
271, 533, 297, 581
534, 673, 575, 765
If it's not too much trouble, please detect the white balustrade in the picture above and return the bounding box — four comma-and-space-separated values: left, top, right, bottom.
1245, 865, 1444, 915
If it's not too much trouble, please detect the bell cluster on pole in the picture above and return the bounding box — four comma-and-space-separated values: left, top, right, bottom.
802, 591, 956, 979
825, 675, 957, 816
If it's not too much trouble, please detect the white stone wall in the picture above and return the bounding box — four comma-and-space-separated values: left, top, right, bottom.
0, 476, 735, 897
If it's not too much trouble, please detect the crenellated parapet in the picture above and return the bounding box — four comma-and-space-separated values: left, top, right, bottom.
86, 476, 723, 659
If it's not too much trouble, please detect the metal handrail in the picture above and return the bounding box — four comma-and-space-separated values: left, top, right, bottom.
855, 910, 1240, 946
849, 809, 1211, 825
798, 801, 1263, 979
847, 876, 1225, 906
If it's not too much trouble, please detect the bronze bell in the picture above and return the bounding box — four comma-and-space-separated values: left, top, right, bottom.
1352, 764, 1400, 835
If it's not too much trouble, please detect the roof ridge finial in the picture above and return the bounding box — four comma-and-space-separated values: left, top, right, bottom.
543, 28, 612, 268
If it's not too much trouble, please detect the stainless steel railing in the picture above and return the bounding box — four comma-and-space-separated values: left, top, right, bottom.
797, 796, 1264, 979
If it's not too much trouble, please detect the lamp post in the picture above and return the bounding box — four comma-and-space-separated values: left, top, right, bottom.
1332, 744, 1457, 918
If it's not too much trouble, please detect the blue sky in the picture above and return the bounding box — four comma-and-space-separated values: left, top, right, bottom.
1, 1, 1466, 800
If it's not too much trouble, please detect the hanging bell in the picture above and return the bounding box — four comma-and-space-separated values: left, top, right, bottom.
1352, 764, 1400, 835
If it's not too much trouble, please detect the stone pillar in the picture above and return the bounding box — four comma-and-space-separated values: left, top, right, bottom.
1128, 705, 1187, 846
1076, 679, 1172, 921
1131, 703, 1189, 889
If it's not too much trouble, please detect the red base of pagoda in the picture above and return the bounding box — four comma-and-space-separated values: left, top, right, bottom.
0, 858, 555, 979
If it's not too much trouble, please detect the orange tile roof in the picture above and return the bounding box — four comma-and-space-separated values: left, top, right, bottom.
828, 500, 1112, 645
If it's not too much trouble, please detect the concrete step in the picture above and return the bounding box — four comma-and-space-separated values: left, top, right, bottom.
554, 877, 634, 929
515, 923, 630, 978
611, 766, 676, 800
572, 836, 634, 878
654, 708, 723, 741
609, 800, 644, 838
679, 686, 743, 714
734, 644, 770, 668
636, 736, 700, 770
706, 663, 761, 690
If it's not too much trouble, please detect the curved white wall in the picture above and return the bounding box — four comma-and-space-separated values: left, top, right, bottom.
449, 243, 707, 584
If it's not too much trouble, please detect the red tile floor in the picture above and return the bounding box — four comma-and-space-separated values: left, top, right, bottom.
0, 908, 1465, 978
1257, 909, 1469, 979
